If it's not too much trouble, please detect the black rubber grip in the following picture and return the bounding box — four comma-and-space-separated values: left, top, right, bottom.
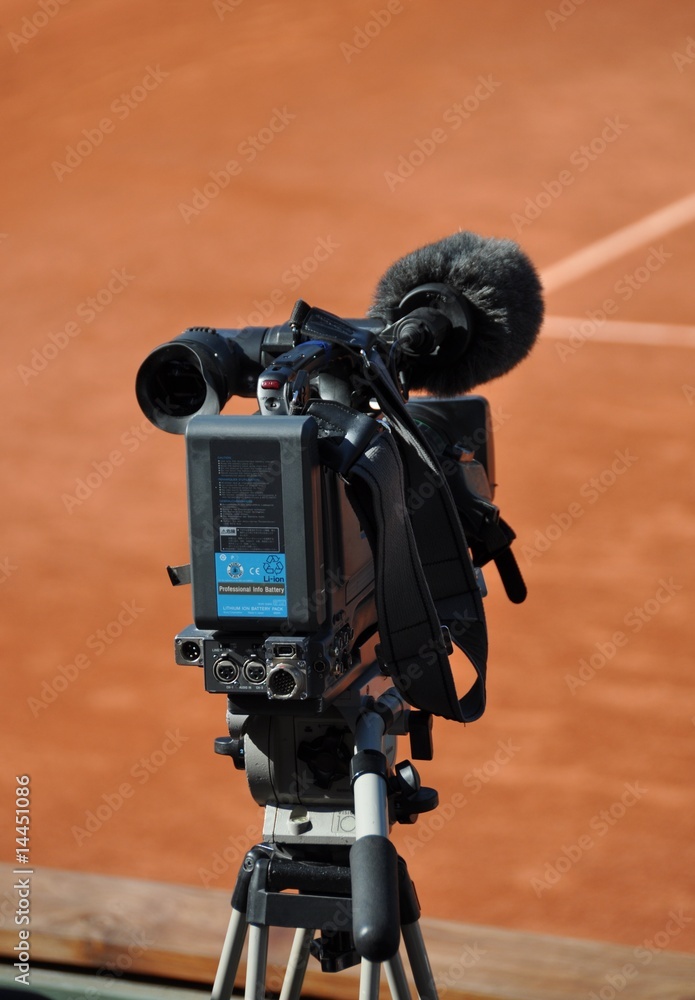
494, 548, 527, 604
350, 835, 400, 962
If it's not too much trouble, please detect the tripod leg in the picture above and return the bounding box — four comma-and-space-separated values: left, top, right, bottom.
401, 921, 438, 1000
359, 959, 381, 1000
211, 907, 247, 1000
279, 927, 314, 1000
384, 951, 413, 1000
244, 923, 270, 1000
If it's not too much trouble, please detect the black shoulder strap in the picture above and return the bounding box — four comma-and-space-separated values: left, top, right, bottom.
308, 393, 488, 723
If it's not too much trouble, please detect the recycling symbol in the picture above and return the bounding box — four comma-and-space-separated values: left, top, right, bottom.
263, 555, 283, 575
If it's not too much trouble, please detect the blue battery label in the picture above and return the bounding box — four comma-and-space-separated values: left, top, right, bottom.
216, 552, 287, 618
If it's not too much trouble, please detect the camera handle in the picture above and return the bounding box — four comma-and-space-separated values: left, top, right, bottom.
210, 692, 440, 1000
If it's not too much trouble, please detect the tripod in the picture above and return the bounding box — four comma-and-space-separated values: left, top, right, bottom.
210, 690, 440, 1000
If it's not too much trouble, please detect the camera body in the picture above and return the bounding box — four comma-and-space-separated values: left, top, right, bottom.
171, 393, 496, 713
135, 278, 532, 726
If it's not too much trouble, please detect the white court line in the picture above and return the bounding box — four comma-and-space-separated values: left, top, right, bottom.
542, 315, 695, 348
540, 192, 695, 293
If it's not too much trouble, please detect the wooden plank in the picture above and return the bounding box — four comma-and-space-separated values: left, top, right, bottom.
1, 865, 694, 999
0, 964, 209, 1000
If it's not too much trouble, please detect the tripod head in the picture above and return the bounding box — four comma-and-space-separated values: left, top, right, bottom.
218, 687, 439, 968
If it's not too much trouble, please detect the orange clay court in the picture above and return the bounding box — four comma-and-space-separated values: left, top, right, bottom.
1, 0, 694, 963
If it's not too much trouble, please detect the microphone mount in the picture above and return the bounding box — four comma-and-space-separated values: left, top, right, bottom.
388, 282, 472, 361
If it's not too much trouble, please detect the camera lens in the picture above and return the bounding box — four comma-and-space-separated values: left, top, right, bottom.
135, 338, 230, 434
152, 359, 207, 417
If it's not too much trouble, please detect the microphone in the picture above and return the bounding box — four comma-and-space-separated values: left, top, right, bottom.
369, 231, 544, 395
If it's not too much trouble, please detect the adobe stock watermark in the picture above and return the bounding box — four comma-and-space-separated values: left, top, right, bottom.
52, 67, 169, 180
0, 557, 17, 584
554, 246, 673, 361
339, 1, 407, 63
198, 825, 261, 887
434, 943, 487, 997
520, 448, 638, 565
198, 761, 327, 887
17, 267, 135, 385
231, 236, 340, 327
7, 0, 71, 54
385, 77, 502, 192
564, 578, 682, 694
511, 115, 628, 233
27, 599, 146, 716
672, 36, 695, 72
0, 889, 16, 930
83, 927, 155, 997
545, 0, 588, 31
178, 106, 295, 223
403, 738, 520, 857
530, 782, 647, 897
683, 384, 695, 405
72, 729, 189, 845
213, 0, 244, 20
188, 434, 346, 560
60, 418, 155, 513
590, 910, 693, 1000
405, 404, 510, 513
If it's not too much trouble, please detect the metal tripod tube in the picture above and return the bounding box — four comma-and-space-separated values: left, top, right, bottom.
384, 952, 414, 1000
211, 907, 247, 1000
244, 923, 269, 1000
359, 958, 381, 1000
350, 699, 402, 965
354, 708, 389, 837
401, 921, 438, 1000
279, 927, 314, 1000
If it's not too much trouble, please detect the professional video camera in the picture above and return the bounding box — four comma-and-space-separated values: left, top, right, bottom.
136, 231, 543, 998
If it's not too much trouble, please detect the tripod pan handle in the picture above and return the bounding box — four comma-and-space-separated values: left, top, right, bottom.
350, 834, 400, 962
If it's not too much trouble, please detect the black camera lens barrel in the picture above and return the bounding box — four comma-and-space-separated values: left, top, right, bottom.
135, 325, 277, 434
136, 328, 233, 433
134, 298, 466, 436
135, 316, 390, 434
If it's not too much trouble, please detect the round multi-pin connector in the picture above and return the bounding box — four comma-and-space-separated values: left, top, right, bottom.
267, 664, 304, 699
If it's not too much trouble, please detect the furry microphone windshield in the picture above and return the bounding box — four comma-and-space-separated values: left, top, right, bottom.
369, 231, 544, 395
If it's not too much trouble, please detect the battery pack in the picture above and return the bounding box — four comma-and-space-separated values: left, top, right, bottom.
186, 415, 325, 632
